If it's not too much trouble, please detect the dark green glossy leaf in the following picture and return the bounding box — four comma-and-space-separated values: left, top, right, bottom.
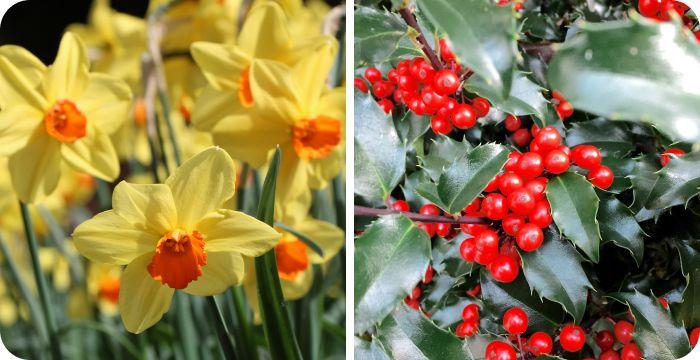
416, 143, 509, 214
675, 239, 700, 276
355, 337, 391, 360
420, 136, 473, 182
546, 172, 602, 262
355, 91, 406, 204
467, 71, 549, 121
354, 6, 421, 66
628, 155, 661, 214
565, 118, 635, 157
355, 215, 432, 333
395, 111, 430, 147
520, 228, 593, 323
480, 270, 566, 331
401, 171, 431, 210
377, 304, 492, 359
675, 267, 700, 329
548, 17, 700, 142
609, 291, 691, 360
417, 0, 517, 97
597, 194, 645, 265
600, 157, 635, 193
646, 151, 700, 209
521, 13, 562, 41
254, 148, 303, 360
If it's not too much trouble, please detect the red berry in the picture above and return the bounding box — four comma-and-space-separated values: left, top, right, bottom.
418, 223, 435, 238
544, 149, 570, 174
396, 60, 410, 74
484, 176, 500, 192
528, 332, 553, 355
461, 223, 490, 236
452, 104, 477, 129
475, 248, 499, 265
405, 297, 420, 309
437, 98, 458, 118
503, 307, 528, 335
529, 200, 552, 228
530, 124, 541, 138
377, 99, 394, 114
354, 77, 368, 93
600, 349, 621, 360
421, 86, 447, 111
423, 265, 434, 284
364, 67, 382, 83
596, 330, 615, 350
433, 69, 460, 95
658, 296, 669, 309
556, 101, 574, 119
513, 128, 532, 147
420, 204, 440, 216
504, 115, 521, 132
659, 148, 685, 167
557, 145, 571, 157
391, 200, 409, 212
410, 58, 435, 83
516, 152, 544, 179
507, 189, 536, 215
472, 97, 491, 117
387, 69, 399, 84
505, 152, 521, 172
498, 172, 524, 196
502, 214, 526, 236
690, 327, 699, 348
436, 222, 453, 238
533, 126, 562, 151
620, 343, 642, 360
482, 193, 508, 220
552, 91, 565, 102
456, 321, 479, 337
560, 324, 586, 352
463, 197, 482, 215
475, 229, 500, 253
587, 165, 614, 189
638, 0, 663, 17
515, 223, 544, 251
439, 38, 456, 61
431, 115, 453, 135
524, 177, 547, 200
410, 286, 422, 300
485, 341, 517, 360
571, 145, 602, 170
462, 303, 480, 323
460, 238, 477, 262
489, 255, 519, 283
614, 320, 634, 344
467, 284, 481, 297
397, 74, 419, 91
372, 80, 394, 98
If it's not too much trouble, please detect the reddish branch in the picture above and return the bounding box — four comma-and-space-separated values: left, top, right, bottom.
354, 206, 486, 224
398, 8, 443, 69
520, 42, 555, 62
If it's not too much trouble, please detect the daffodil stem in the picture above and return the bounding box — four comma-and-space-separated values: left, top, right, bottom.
0, 233, 48, 342
205, 296, 238, 360
157, 90, 182, 167
229, 286, 259, 360
19, 202, 62, 359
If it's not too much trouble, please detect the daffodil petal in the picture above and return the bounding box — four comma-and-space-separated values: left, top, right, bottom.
190, 42, 250, 91
191, 86, 244, 131
197, 209, 280, 256
0, 105, 43, 157
275, 146, 312, 220
61, 123, 120, 181
249, 60, 302, 125
111, 181, 177, 235
281, 266, 313, 301
8, 129, 61, 203
111, 11, 147, 47
294, 218, 344, 264
318, 86, 346, 123
238, 3, 291, 60
119, 253, 174, 334
210, 113, 290, 168
78, 73, 132, 135
182, 251, 244, 296
276, 184, 312, 227
307, 143, 344, 189
165, 147, 236, 229
72, 210, 159, 265
0, 47, 47, 110
43, 32, 90, 102
292, 37, 337, 111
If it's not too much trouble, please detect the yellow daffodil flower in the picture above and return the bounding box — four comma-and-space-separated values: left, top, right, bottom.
243, 215, 343, 322
39, 248, 71, 292
67, 0, 147, 90
87, 263, 122, 315
263, 0, 331, 38
71, 147, 280, 333
0, 32, 132, 203
0, 281, 18, 327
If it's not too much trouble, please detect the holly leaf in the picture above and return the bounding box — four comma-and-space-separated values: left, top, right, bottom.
480, 270, 566, 331
675, 267, 700, 329
597, 194, 645, 265
401, 171, 431, 210
355, 214, 432, 333
565, 118, 635, 158
355, 91, 406, 204
419, 136, 473, 182
520, 228, 594, 323
548, 16, 700, 143
377, 304, 498, 359
417, 0, 518, 98
628, 155, 661, 214
395, 111, 430, 147
354, 6, 421, 66
466, 71, 549, 122
415, 143, 509, 214
546, 172, 602, 262
355, 337, 391, 360
646, 151, 700, 209
600, 157, 635, 193
609, 291, 692, 360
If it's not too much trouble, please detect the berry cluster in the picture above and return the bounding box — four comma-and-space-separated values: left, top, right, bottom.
403, 265, 434, 311
355, 40, 495, 135
637, 0, 700, 41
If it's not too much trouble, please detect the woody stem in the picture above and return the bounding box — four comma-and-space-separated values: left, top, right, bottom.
354, 205, 486, 224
